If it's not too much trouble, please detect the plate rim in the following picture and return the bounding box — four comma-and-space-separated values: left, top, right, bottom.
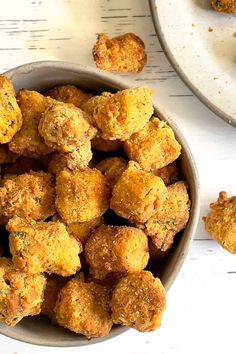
149, 0, 236, 128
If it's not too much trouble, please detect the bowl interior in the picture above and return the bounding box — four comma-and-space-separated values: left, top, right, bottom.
0, 61, 200, 347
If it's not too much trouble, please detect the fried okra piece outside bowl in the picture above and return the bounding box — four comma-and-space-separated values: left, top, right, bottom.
203, 192, 236, 254
211, 0, 236, 15
0, 61, 199, 347
93, 33, 147, 73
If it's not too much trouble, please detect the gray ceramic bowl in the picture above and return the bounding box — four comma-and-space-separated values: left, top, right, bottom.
0, 61, 200, 347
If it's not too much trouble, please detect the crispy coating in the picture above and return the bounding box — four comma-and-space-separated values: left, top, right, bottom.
0, 171, 55, 223
41, 274, 68, 320
0, 258, 45, 326
55, 274, 112, 338
81, 91, 112, 120
7, 217, 82, 275
124, 118, 181, 171
46, 85, 92, 108
0, 144, 18, 164
0, 75, 22, 144
211, 0, 236, 14
93, 33, 147, 73
96, 157, 127, 188
82, 87, 153, 141
48, 141, 92, 174
9, 90, 53, 157
52, 213, 103, 245
143, 181, 190, 251
203, 192, 236, 253
38, 101, 96, 153
153, 162, 179, 186
92, 136, 122, 152
56, 168, 109, 223
111, 271, 166, 332
85, 225, 149, 279
110, 161, 167, 223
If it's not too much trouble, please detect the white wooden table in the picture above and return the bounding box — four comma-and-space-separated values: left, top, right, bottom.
1, 1, 235, 354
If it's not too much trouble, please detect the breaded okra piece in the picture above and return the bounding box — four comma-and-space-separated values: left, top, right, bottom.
0, 171, 55, 223
0, 75, 22, 144
112, 271, 166, 332
0, 257, 45, 326
203, 191, 236, 253
38, 101, 96, 153
85, 225, 149, 279
48, 141, 92, 174
211, 0, 236, 15
9, 90, 53, 157
143, 181, 190, 251
46, 84, 92, 108
56, 168, 109, 223
124, 117, 181, 171
7, 217, 82, 276
55, 274, 112, 338
82, 87, 153, 141
93, 33, 147, 73
110, 161, 167, 223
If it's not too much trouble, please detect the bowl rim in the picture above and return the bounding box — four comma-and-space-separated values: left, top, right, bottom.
1, 60, 200, 347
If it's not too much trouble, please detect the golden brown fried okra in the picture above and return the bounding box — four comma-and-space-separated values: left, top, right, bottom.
110, 161, 167, 223
0, 257, 45, 326
0, 171, 55, 223
85, 225, 149, 279
55, 274, 112, 338
124, 117, 181, 171
93, 33, 147, 73
82, 87, 153, 141
8, 90, 53, 157
38, 101, 96, 153
41, 274, 68, 321
0, 75, 22, 144
7, 217, 82, 276
143, 181, 190, 251
96, 157, 127, 188
48, 141, 92, 174
46, 84, 92, 108
111, 271, 166, 332
211, 0, 236, 14
92, 136, 122, 152
153, 162, 179, 186
81, 91, 112, 120
56, 168, 109, 223
203, 191, 236, 253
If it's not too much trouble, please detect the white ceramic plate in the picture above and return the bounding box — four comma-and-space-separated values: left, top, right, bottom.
150, 0, 236, 127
